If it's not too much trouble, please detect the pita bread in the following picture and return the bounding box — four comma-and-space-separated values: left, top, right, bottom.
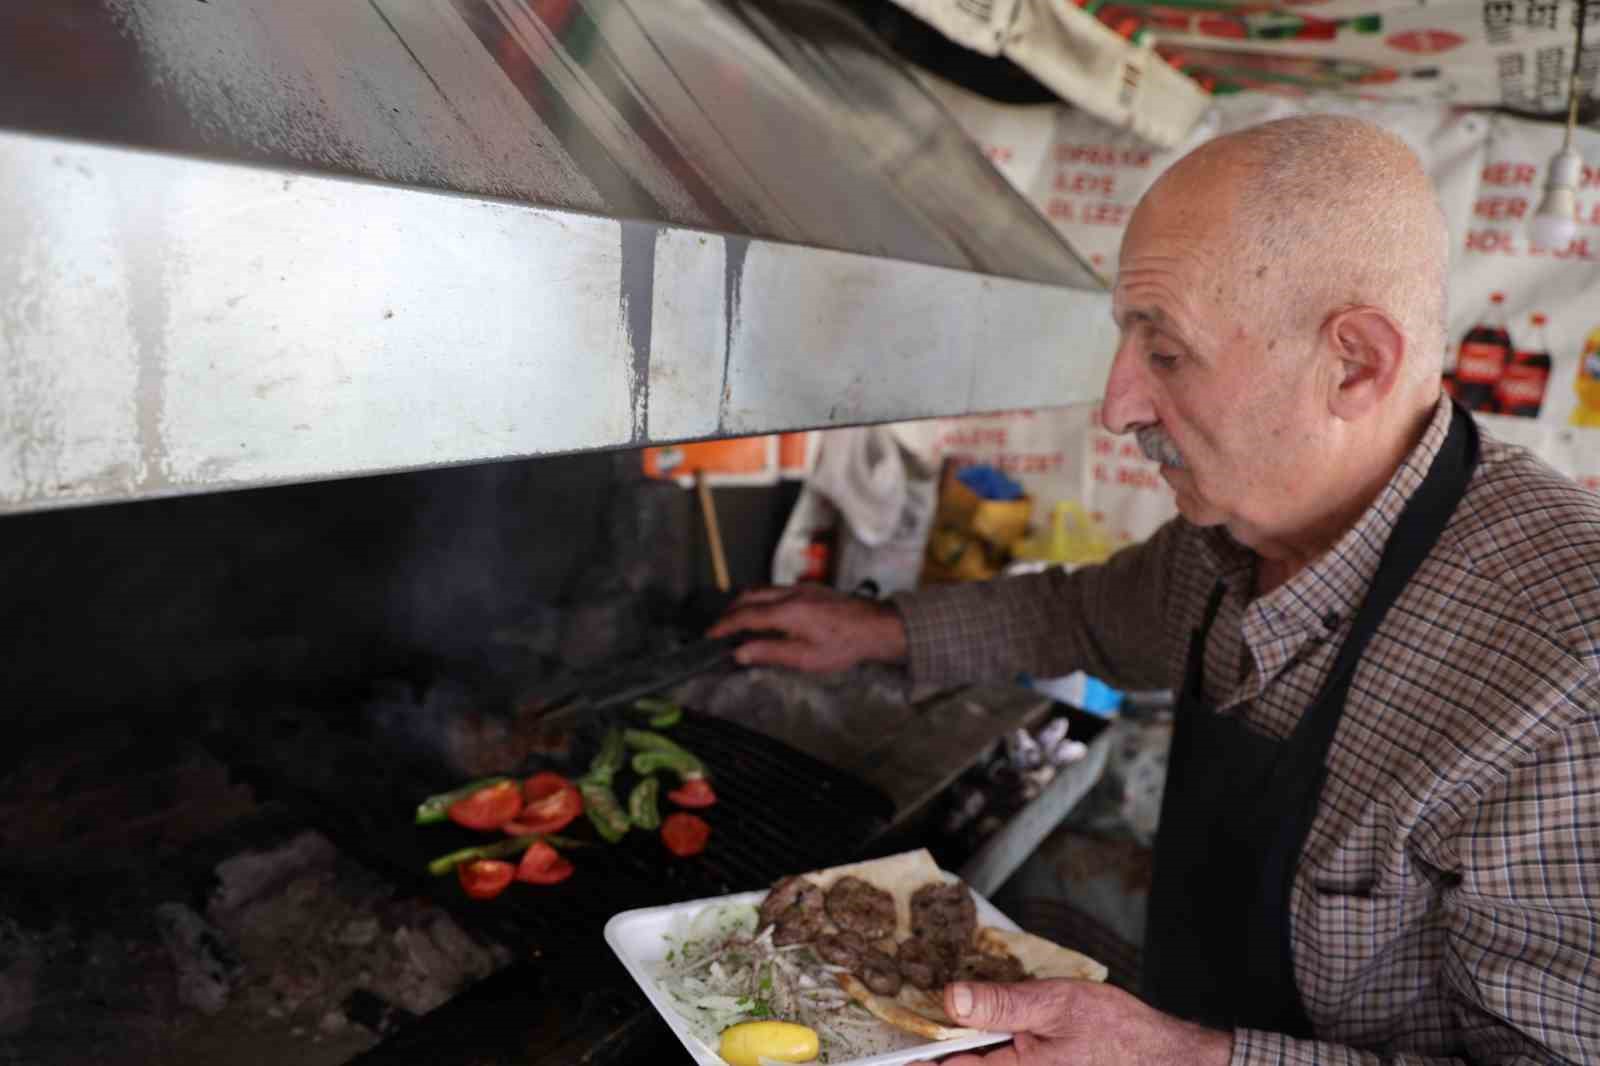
772, 851, 1109, 1044
835, 973, 981, 1041
895, 983, 960, 1024
975, 926, 1108, 983
799, 849, 947, 942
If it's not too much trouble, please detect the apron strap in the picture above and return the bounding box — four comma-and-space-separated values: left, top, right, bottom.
1250, 402, 1480, 1031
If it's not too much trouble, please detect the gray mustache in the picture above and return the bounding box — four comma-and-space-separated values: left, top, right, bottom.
1136, 426, 1186, 469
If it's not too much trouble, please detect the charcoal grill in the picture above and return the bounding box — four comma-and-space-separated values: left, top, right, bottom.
208, 697, 896, 1062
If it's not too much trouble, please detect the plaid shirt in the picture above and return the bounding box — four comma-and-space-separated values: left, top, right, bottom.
896, 396, 1600, 1065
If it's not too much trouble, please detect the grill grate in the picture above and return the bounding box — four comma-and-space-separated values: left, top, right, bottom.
210, 704, 894, 966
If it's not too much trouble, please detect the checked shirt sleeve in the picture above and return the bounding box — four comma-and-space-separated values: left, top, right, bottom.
891, 519, 1186, 689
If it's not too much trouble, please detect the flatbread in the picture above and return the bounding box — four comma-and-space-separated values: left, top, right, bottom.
776, 851, 1109, 1044
896, 983, 960, 1024
799, 849, 947, 942
975, 926, 1108, 983
835, 973, 981, 1041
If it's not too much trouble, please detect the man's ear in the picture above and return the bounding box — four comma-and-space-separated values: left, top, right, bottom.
1321, 306, 1405, 421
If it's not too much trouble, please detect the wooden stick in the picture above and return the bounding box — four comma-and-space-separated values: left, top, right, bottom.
697, 472, 731, 593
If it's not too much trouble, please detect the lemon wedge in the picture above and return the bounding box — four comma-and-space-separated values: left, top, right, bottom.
717, 1020, 819, 1066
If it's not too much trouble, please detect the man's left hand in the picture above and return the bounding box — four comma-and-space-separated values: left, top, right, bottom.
910, 979, 1234, 1066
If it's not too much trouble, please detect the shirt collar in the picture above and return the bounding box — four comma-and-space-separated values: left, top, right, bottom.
1255, 394, 1454, 642
1190, 395, 1454, 695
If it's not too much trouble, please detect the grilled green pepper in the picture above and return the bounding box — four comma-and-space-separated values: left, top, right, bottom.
587, 728, 627, 785
425, 834, 581, 876
630, 749, 704, 779
625, 729, 710, 790
415, 776, 514, 825
622, 729, 697, 760
575, 728, 631, 843
631, 697, 683, 729
579, 778, 631, 842
627, 777, 661, 830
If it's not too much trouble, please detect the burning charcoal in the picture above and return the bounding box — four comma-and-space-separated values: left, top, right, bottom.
1004, 728, 1042, 770
208, 830, 337, 918
1035, 716, 1070, 752
154, 902, 240, 1015
0, 923, 38, 1038
337, 916, 380, 948
342, 988, 417, 1037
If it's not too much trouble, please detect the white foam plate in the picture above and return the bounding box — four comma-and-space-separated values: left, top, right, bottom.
605, 879, 1019, 1066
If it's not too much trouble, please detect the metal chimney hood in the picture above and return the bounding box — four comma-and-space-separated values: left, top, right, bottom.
0, 0, 1114, 514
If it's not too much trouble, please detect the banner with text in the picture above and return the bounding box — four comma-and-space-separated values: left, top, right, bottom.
919, 81, 1600, 539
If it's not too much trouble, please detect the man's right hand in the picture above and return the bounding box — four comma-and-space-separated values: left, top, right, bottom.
706, 585, 909, 673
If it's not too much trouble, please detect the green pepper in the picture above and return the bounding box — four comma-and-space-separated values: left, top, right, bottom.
627, 777, 661, 830
586, 728, 626, 786
424, 833, 582, 876
631, 697, 683, 729
579, 778, 631, 843
415, 776, 514, 825
630, 749, 704, 780
622, 729, 697, 759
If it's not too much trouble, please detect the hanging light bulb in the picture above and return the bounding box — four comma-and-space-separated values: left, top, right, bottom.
1530, 147, 1581, 250
1528, 0, 1588, 251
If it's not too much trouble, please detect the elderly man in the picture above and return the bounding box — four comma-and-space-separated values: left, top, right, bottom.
710, 115, 1600, 1064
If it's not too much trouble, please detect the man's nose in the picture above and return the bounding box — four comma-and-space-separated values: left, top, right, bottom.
1100, 343, 1154, 435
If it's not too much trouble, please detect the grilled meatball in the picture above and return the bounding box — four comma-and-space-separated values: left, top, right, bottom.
910, 882, 977, 950
825, 876, 897, 941
760, 876, 826, 946
895, 936, 953, 990
859, 949, 904, 996
956, 951, 1027, 983
813, 930, 867, 968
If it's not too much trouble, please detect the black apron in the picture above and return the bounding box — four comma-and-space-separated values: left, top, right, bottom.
1140, 403, 1479, 1034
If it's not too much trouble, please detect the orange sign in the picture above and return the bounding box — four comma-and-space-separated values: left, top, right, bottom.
642, 437, 776, 486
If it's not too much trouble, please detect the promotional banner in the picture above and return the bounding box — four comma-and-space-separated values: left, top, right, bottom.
918, 79, 1600, 540
895, 0, 1599, 122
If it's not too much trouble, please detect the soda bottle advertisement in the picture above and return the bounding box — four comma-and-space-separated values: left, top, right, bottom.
1448, 292, 1511, 415
1496, 313, 1553, 419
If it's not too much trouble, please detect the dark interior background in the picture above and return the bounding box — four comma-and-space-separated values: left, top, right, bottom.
1, 450, 800, 745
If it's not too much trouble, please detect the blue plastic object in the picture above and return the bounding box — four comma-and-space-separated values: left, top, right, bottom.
957, 464, 1025, 501
1021, 671, 1125, 718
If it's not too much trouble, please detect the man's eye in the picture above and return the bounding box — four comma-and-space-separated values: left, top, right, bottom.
1150, 352, 1180, 370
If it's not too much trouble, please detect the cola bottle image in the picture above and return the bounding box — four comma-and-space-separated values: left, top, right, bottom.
1496, 312, 1553, 419
1453, 291, 1512, 413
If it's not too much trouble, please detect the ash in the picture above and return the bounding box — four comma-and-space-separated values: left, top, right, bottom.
1, 829, 508, 1066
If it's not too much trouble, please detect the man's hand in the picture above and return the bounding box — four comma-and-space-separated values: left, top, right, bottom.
912, 980, 1234, 1066
706, 585, 908, 673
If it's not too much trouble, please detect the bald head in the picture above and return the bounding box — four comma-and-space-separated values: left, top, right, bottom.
1138, 115, 1449, 387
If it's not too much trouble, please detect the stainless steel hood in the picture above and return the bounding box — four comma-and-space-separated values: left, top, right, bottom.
0, 0, 1115, 513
